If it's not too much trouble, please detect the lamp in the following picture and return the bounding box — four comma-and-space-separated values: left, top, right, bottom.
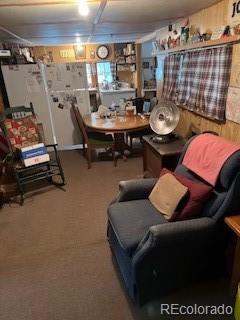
78, 0, 89, 16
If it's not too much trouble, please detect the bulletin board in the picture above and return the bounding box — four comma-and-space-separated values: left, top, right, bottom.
226, 86, 240, 123
230, 44, 240, 88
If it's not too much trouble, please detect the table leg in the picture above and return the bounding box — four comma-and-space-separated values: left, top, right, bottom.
114, 133, 130, 160
230, 237, 240, 297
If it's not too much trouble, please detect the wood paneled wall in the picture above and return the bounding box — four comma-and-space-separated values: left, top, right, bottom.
175, 108, 240, 143
32, 44, 115, 63
32, 43, 136, 86
166, 0, 240, 143
189, 0, 229, 34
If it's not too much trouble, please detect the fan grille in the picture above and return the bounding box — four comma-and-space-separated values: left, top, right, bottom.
149, 100, 180, 135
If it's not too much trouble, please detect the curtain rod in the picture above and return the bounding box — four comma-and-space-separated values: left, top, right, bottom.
168, 40, 239, 55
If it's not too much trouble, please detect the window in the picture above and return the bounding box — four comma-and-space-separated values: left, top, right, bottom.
86, 62, 113, 88
162, 46, 233, 121
96, 62, 113, 85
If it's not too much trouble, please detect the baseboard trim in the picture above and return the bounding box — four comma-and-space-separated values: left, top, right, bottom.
57, 144, 84, 151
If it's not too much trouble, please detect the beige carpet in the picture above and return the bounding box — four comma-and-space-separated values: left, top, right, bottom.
0, 151, 235, 320
0, 151, 143, 320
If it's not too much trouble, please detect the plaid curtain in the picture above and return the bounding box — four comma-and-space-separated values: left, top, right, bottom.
162, 54, 181, 101
176, 46, 233, 121
110, 62, 117, 81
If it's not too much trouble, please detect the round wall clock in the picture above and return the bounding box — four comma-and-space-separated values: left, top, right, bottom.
96, 45, 109, 59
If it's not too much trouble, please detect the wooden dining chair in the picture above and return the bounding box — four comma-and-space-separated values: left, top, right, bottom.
127, 127, 152, 151
126, 97, 154, 151
72, 105, 117, 169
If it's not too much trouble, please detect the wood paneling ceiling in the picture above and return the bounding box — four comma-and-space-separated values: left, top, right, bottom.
0, 0, 221, 45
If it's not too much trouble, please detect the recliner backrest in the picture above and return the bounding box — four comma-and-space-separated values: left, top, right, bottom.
174, 134, 240, 220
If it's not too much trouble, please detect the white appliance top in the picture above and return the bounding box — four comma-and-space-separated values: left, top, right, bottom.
100, 88, 136, 94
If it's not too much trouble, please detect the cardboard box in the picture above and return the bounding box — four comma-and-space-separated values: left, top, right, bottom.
23, 154, 50, 167
20, 143, 47, 160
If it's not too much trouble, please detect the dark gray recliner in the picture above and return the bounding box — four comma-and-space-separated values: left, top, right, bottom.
107, 134, 240, 304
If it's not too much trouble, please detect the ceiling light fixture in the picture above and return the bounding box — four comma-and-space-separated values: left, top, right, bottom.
76, 36, 81, 43
78, 0, 89, 16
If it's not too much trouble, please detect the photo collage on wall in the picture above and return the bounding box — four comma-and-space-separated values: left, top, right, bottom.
226, 44, 240, 124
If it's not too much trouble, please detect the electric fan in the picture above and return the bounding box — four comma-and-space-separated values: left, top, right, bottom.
149, 99, 180, 144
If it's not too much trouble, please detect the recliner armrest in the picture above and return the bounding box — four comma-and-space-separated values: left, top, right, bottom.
150, 217, 216, 245
113, 178, 158, 203
134, 217, 217, 260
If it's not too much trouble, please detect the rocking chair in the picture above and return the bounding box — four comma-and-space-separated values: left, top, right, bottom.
0, 104, 65, 205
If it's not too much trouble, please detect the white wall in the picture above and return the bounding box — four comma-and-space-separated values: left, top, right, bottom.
142, 41, 153, 58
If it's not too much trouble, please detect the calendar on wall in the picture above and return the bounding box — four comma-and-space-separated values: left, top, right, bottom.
59, 49, 75, 59
229, 0, 240, 26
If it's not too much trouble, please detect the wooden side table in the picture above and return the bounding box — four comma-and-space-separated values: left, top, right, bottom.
225, 215, 240, 296
142, 135, 186, 178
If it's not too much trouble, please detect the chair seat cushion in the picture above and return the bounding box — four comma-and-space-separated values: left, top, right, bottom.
4, 116, 39, 150
108, 199, 168, 255
88, 132, 114, 145
128, 128, 151, 138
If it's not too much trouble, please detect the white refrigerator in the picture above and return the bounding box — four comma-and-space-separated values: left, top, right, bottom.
1, 62, 90, 149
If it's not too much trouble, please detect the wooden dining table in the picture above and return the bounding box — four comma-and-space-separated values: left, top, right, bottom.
83, 112, 150, 158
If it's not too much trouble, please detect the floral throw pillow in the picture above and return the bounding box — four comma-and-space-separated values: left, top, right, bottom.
4, 116, 40, 150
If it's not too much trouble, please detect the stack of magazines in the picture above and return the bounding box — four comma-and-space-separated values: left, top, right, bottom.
20, 143, 49, 167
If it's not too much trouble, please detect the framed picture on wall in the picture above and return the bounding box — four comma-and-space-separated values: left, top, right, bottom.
74, 45, 86, 59
90, 50, 95, 59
